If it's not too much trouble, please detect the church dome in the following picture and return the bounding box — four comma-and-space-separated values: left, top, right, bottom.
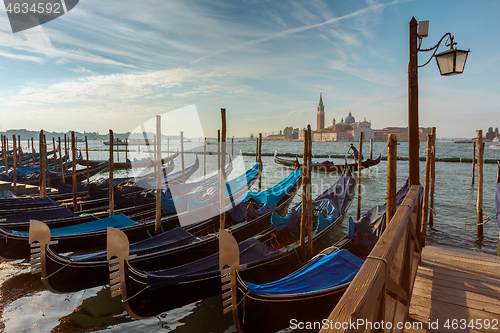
345, 111, 355, 124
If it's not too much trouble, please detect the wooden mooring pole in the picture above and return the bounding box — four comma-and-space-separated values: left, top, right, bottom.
497, 162, 500, 257
71, 131, 77, 212
181, 131, 185, 183
31, 137, 35, 167
387, 133, 397, 223
369, 138, 373, 160
58, 138, 64, 183
429, 127, 436, 229
12, 135, 17, 194
153, 136, 157, 179
300, 127, 309, 261
220, 109, 227, 229
357, 132, 363, 220
255, 136, 259, 162
39, 131, 45, 197
421, 134, 432, 246
109, 130, 114, 217
306, 125, 313, 259
64, 133, 68, 170
52, 137, 56, 170
85, 136, 90, 184
204, 137, 207, 177
217, 130, 221, 171
476, 130, 484, 239
155, 116, 162, 235
472, 140, 476, 186
44, 134, 50, 190
258, 133, 262, 192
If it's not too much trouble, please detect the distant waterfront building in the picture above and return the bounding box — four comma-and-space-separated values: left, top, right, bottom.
374, 127, 429, 142
298, 94, 429, 142
300, 94, 374, 142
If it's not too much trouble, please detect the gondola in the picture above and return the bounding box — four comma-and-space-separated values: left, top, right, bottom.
30, 168, 300, 294
0, 149, 56, 166
274, 151, 381, 172
0, 161, 109, 188
0, 156, 228, 230
1, 153, 71, 175
77, 151, 180, 169
107, 168, 355, 318
222, 181, 416, 333
0, 161, 258, 260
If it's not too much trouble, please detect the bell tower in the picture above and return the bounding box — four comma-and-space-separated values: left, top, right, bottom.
317, 93, 325, 130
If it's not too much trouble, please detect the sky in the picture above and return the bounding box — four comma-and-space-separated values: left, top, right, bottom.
0, 0, 499, 139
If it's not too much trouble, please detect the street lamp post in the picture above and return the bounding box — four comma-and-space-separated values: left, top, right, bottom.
408, 17, 470, 186
408, 17, 419, 186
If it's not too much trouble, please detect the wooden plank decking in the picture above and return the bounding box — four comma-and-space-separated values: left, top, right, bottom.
405, 245, 500, 333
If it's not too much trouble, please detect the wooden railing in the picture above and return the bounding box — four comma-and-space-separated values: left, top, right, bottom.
320, 185, 422, 333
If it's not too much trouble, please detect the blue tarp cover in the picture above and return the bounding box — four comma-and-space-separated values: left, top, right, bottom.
270, 170, 354, 232
71, 227, 196, 262
184, 163, 260, 212
0, 197, 59, 210
0, 207, 76, 224
57, 181, 89, 194
0, 190, 16, 199
245, 249, 363, 295
145, 237, 282, 290
13, 213, 138, 236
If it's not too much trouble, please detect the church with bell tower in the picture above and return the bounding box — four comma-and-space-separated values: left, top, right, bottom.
317, 93, 325, 130
300, 93, 374, 142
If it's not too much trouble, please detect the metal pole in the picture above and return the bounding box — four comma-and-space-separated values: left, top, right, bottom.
387, 133, 397, 223
204, 137, 207, 177
155, 116, 162, 235
109, 130, 114, 216
357, 132, 363, 220
408, 17, 420, 187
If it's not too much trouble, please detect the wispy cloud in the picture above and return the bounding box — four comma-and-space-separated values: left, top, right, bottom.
192, 0, 403, 63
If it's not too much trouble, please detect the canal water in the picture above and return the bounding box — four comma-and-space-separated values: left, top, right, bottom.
1, 139, 498, 332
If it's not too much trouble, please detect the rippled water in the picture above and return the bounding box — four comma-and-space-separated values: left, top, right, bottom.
1, 139, 499, 332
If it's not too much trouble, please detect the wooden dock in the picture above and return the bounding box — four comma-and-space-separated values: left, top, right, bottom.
405, 245, 500, 333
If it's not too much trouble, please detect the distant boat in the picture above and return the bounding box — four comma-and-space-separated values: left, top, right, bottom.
453, 139, 474, 143
493, 137, 499, 142
490, 145, 500, 149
